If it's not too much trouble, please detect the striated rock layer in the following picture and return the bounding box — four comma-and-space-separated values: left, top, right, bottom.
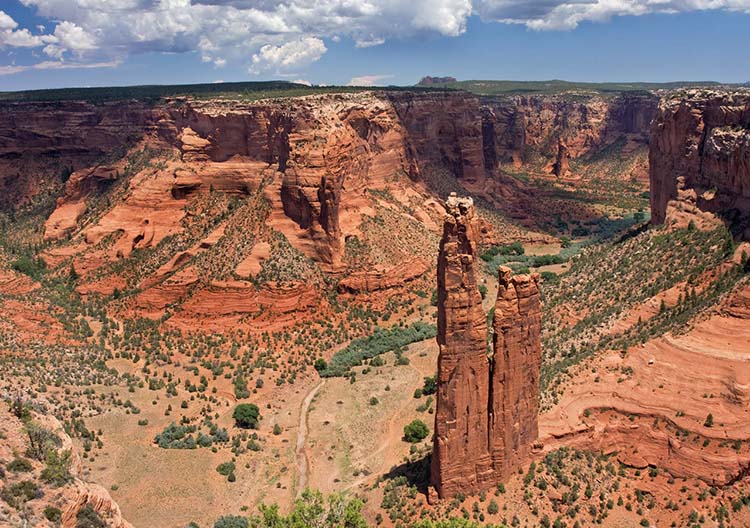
650, 90, 750, 238
431, 195, 542, 499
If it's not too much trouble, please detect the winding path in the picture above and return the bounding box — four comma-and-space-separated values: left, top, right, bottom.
296, 378, 325, 497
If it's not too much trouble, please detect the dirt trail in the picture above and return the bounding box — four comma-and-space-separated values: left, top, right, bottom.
296, 378, 325, 497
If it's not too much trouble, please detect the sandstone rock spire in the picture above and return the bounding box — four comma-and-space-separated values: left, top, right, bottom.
431, 193, 494, 499
430, 194, 542, 499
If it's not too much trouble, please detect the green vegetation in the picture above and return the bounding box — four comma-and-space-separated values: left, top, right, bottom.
76, 504, 107, 528
214, 489, 367, 528
215, 516, 249, 528
44, 506, 62, 522
10, 255, 46, 281
420, 79, 725, 96
41, 449, 72, 486
480, 242, 524, 262
6, 458, 33, 473
403, 419, 430, 443
541, 224, 746, 406
0, 81, 446, 103
233, 403, 261, 429
318, 322, 436, 377
0, 480, 39, 508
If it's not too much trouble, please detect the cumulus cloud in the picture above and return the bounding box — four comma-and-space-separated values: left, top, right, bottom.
347, 74, 394, 86
0, 10, 48, 48
2, 1, 750, 75
250, 37, 327, 74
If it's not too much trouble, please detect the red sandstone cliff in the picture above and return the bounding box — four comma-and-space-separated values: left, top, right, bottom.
650, 90, 750, 238
431, 195, 493, 498
431, 195, 542, 499
481, 92, 657, 170
490, 266, 542, 480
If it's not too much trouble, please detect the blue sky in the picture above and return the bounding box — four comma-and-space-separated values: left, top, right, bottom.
1, 0, 749, 91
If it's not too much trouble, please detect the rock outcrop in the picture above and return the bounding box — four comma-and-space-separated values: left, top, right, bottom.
481, 92, 658, 169
431, 195, 542, 499
431, 195, 494, 497
650, 90, 750, 238
490, 267, 542, 479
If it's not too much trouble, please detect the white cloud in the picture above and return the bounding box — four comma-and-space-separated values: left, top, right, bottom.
475, 0, 750, 30
0, 10, 49, 48
2, 1, 750, 76
250, 37, 327, 74
347, 74, 394, 86
0, 59, 119, 75
292, 78, 313, 86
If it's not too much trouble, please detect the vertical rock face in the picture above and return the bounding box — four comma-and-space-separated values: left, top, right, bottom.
431, 194, 493, 498
481, 93, 658, 168
649, 90, 750, 239
388, 92, 485, 185
490, 266, 542, 479
431, 196, 542, 499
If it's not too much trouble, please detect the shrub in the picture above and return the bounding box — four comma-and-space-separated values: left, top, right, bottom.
369, 397, 379, 406
0, 480, 39, 508
11, 256, 46, 280
26, 422, 62, 460
214, 515, 248, 528
422, 376, 437, 395
216, 461, 236, 476
314, 358, 327, 372
704, 414, 714, 427
76, 504, 107, 528
403, 420, 429, 443
154, 423, 198, 449
41, 449, 72, 486
7, 458, 33, 473
44, 506, 63, 522
233, 404, 260, 429
273, 424, 282, 435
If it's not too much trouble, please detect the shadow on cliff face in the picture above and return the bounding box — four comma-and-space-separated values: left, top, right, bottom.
383, 455, 431, 494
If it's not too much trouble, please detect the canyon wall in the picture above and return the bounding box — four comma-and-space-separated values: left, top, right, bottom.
650, 90, 750, 238
431, 195, 542, 499
481, 92, 658, 172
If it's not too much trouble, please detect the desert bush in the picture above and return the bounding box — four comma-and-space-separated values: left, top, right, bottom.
41, 449, 72, 486
422, 376, 437, 395
248, 488, 367, 528
44, 506, 63, 522
76, 504, 107, 528
403, 419, 429, 443
1, 480, 39, 507
154, 423, 198, 449
233, 404, 260, 429
26, 422, 62, 460
214, 515, 248, 528
7, 457, 33, 473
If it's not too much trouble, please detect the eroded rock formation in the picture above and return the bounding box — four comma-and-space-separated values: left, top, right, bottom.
650, 90, 750, 238
481, 92, 658, 169
431, 195, 542, 499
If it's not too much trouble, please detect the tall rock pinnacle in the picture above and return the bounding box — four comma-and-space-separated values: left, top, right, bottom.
430, 194, 542, 500
431, 194, 494, 498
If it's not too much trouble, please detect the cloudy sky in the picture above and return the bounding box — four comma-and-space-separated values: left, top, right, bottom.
1, 0, 749, 91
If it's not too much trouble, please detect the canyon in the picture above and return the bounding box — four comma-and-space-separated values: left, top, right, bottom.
1, 84, 749, 528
